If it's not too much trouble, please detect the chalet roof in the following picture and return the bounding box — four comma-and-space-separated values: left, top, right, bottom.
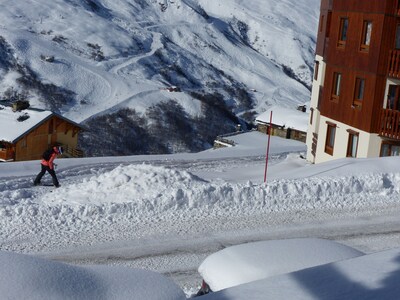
0, 104, 83, 144
256, 106, 309, 133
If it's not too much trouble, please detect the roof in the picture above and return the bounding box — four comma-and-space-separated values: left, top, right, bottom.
0, 104, 83, 144
256, 106, 309, 132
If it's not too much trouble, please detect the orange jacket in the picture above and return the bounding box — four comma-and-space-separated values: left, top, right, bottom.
41, 149, 58, 170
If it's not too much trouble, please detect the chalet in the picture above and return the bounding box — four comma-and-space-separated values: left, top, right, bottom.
0, 104, 83, 162
307, 0, 400, 163
166, 86, 181, 92
256, 106, 308, 143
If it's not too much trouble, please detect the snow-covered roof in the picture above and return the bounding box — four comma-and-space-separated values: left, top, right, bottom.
0, 105, 81, 144
198, 238, 364, 292
256, 106, 309, 132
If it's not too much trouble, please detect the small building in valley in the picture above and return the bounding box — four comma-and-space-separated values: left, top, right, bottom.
0, 104, 83, 162
256, 106, 308, 143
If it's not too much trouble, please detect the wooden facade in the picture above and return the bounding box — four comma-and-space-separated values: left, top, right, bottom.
0, 143, 15, 161
0, 113, 83, 162
317, 0, 400, 142
307, 0, 400, 163
315, 0, 333, 58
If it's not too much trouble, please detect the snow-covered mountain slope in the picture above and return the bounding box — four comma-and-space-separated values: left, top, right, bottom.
0, 0, 319, 155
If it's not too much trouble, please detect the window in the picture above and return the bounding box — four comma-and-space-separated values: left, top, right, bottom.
360, 21, 372, 52
346, 130, 359, 158
381, 144, 390, 156
393, 145, 400, 156
353, 78, 365, 107
314, 61, 320, 81
309, 108, 314, 125
331, 72, 342, 102
381, 143, 400, 157
21, 137, 27, 148
338, 18, 349, 48
48, 120, 54, 134
325, 123, 336, 155
319, 15, 324, 33
317, 86, 323, 109
326, 12, 332, 38
396, 25, 400, 49
388, 85, 400, 111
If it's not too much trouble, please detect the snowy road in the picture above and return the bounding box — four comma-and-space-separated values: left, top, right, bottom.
38, 207, 400, 295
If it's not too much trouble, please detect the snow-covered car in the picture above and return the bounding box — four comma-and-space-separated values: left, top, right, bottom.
197, 247, 400, 300
0, 250, 186, 300
196, 238, 364, 295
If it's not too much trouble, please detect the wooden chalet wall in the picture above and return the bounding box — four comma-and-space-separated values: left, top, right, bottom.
319, 0, 399, 134
14, 116, 80, 161
0, 143, 15, 161
315, 0, 333, 57
257, 123, 307, 143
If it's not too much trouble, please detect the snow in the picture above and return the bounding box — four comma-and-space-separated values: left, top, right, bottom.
200, 248, 400, 300
0, 105, 52, 143
198, 238, 364, 292
0, 131, 400, 297
0, 1, 399, 298
0, 250, 185, 300
0, 0, 319, 122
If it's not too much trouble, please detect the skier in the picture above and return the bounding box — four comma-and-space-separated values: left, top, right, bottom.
33, 146, 63, 188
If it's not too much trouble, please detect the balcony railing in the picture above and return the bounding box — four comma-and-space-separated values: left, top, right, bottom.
380, 109, 400, 140
61, 144, 84, 158
388, 50, 400, 78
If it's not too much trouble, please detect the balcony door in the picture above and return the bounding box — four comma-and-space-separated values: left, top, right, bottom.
387, 85, 400, 111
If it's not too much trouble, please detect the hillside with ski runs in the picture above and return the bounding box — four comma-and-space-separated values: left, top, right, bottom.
0, 0, 319, 156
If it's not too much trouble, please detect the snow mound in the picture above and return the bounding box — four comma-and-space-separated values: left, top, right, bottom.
41, 163, 400, 211
198, 238, 364, 291
0, 163, 399, 233
41, 164, 207, 208
0, 250, 185, 300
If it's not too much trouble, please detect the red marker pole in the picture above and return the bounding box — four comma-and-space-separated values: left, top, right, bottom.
264, 111, 273, 183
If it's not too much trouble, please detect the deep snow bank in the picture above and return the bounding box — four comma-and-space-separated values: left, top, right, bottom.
0, 163, 399, 234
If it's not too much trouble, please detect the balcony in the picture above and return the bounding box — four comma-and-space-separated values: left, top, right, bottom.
60, 144, 84, 158
380, 109, 400, 140
388, 50, 400, 78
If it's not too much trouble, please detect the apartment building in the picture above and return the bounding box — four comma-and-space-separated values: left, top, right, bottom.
307, 0, 400, 163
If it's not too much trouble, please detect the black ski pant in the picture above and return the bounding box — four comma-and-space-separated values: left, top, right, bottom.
34, 164, 59, 187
